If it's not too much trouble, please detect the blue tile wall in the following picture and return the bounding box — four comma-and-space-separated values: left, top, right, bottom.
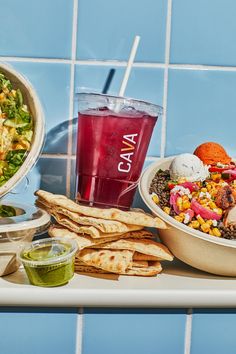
0, 0, 74, 59
0, 307, 77, 354
2, 2, 236, 354
170, 0, 236, 66
191, 309, 236, 354
166, 69, 236, 157
7, 61, 71, 154
83, 308, 186, 354
76, 0, 167, 62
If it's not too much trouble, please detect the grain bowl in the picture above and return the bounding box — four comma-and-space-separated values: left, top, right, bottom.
139, 157, 236, 276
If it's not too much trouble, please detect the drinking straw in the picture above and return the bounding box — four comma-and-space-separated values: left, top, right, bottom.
102, 68, 116, 94
114, 35, 140, 112
118, 35, 140, 96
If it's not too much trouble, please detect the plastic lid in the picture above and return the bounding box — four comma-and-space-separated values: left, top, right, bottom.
20, 237, 78, 266
0, 202, 50, 233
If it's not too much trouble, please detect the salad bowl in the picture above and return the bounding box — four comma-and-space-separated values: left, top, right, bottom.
0, 63, 44, 198
139, 157, 236, 276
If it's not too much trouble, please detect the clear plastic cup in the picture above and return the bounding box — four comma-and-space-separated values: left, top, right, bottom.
20, 238, 78, 287
75, 93, 162, 209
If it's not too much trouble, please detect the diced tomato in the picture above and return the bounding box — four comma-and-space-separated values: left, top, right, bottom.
209, 164, 236, 173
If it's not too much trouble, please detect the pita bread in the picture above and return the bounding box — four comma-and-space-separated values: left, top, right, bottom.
74, 259, 162, 276
37, 200, 142, 233
77, 248, 134, 274
133, 252, 162, 261
50, 210, 129, 238
54, 206, 142, 233
35, 190, 166, 228
130, 260, 148, 268
124, 261, 162, 276
49, 225, 154, 250
90, 238, 173, 261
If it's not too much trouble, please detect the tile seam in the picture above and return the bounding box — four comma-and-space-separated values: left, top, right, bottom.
66, 0, 79, 197
184, 308, 193, 354
160, 0, 172, 158
2, 56, 236, 71
75, 307, 84, 354
41, 154, 160, 161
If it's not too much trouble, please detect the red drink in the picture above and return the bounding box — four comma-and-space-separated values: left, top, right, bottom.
76, 94, 162, 209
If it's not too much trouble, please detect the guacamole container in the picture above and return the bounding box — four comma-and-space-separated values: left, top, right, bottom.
20, 238, 78, 287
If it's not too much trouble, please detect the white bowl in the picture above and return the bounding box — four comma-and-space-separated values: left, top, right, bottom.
139, 157, 236, 276
0, 63, 44, 198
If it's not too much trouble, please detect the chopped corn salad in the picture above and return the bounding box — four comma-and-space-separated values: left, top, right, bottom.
151, 169, 236, 238
0, 72, 33, 187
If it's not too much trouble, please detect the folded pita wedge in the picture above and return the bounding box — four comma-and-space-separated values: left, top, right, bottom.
50, 210, 130, 238
49, 225, 154, 250
90, 238, 174, 261
37, 200, 142, 233
133, 252, 162, 261
124, 261, 162, 276
130, 260, 148, 268
74, 258, 162, 276
54, 206, 142, 233
35, 190, 166, 228
77, 248, 134, 274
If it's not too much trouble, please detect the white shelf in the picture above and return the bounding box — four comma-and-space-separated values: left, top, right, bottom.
1, 259, 236, 308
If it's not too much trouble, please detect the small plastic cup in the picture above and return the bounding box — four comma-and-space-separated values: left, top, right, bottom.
75, 93, 162, 209
20, 238, 78, 287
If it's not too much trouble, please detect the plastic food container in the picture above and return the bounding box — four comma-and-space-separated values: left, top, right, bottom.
139, 157, 236, 277
20, 238, 78, 287
0, 203, 50, 276
0, 63, 48, 276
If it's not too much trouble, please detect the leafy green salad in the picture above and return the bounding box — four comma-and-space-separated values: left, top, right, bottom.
0, 72, 33, 187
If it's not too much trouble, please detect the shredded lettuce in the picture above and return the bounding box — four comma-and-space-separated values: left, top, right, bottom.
0, 72, 33, 187
0, 205, 16, 217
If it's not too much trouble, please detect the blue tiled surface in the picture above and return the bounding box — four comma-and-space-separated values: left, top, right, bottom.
83, 308, 186, 354
3, 157, 67, 205
76, 0, 167, 62
38, 157, 67, 195
0, 307, 77, 354
191, 309, 236, 354
7, 61, 71, 154
170, 0, 236, 66
166, 69, 236, 157
73, 65, 164, 156
0, 0, 73, 59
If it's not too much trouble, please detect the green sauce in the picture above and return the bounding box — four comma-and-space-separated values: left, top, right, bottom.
21, 242, 75, 287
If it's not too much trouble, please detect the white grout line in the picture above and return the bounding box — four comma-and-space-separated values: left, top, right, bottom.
184, 308, 193, 354
75, 307, 84, 354
66, 0, 79, 198
41, 154, 68, 159
0, 56, 71, 64
41, 154, 160, 161
160, 0, 172, 158
3, 55, 236, 72
169, 63, 236, 72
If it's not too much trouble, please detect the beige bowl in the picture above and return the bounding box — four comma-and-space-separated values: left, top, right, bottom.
139, 157, 236, 276
0, 63, 44, 197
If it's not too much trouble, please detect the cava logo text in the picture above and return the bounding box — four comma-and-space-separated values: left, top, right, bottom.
118, 134, 138, 173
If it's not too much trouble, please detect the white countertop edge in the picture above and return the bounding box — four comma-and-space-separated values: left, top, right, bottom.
1, 288, 236, 308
